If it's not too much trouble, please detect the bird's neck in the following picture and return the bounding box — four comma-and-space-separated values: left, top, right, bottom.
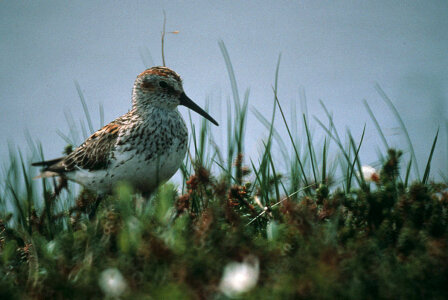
132, 90, 178, 116
132, 104, 181, 125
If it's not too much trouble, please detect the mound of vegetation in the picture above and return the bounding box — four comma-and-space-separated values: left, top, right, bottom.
1, 148, 447, 299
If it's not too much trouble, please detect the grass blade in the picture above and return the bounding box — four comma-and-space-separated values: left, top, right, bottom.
404, 158, 412, 188
274, 92, 309, 189
322, 137, 327, 183
375, 84, 419, 178
218, 41, 241, 110
347, 126, 366, 190
74, 80, 94, 135
422, 129, 439, 184
363, 99, 389, 151
252, 106, 289, 163
303, 114, 318, 185
99, 102, 105, 128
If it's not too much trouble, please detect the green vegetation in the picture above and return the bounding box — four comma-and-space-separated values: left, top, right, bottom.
1, 46, 447, 299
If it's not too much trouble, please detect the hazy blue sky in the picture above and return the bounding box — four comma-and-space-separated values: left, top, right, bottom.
1, 1, 447, 181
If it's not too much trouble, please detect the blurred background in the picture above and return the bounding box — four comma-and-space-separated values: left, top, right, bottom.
1, 0, 447, 181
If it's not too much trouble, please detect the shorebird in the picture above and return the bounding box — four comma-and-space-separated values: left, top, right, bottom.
32, 67, 218, 195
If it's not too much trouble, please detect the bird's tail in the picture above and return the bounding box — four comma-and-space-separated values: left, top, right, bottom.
31, 157, 65, 179
31, 157, 64, 167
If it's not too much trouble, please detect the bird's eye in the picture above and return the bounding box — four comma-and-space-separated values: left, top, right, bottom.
159, 81, 168, 88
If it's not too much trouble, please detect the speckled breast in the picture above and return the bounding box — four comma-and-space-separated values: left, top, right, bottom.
82, 109, 188, 194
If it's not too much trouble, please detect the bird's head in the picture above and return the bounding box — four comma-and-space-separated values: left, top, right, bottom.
133, 66, 218, 126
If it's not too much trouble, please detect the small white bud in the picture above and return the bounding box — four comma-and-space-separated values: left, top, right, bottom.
98, 268, 127, 298
361, 165, 380, 182
219, 256, 259, 298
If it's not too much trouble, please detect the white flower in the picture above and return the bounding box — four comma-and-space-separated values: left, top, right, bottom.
219, 256, 259, 298
361, 165, 380, 183
46, 241, 57, 255
98, 268, 127, 298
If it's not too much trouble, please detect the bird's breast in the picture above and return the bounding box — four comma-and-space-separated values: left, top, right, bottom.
105, 112, 188, 192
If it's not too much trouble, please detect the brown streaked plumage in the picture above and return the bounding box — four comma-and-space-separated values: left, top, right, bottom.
138, 67, 182, 82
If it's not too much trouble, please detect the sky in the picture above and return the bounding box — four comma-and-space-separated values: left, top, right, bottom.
1, 0, 447, 182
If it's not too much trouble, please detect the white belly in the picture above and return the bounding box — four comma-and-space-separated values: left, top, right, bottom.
70, 139, 187, 194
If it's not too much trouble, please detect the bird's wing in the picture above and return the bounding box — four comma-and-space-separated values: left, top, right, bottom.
41, 122, 122, 174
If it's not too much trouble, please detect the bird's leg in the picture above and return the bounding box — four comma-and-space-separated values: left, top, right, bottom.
88, 194, 104, 220
53, 177, 68, 198
141, 190, 152, 200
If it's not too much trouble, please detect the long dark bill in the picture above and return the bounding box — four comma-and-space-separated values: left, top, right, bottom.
180, 93, 219, 126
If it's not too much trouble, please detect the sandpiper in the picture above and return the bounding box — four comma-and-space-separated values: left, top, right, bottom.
33, 67, 218, 194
